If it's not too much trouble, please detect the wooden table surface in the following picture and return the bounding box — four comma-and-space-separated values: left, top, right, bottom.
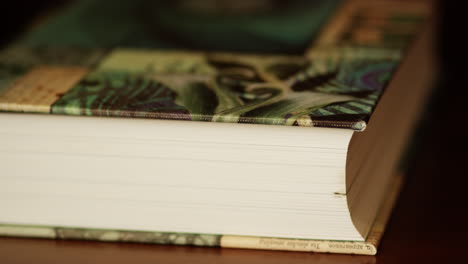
1, 92, 467, 264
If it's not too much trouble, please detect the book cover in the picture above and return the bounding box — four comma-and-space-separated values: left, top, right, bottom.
0, 0, 430, 130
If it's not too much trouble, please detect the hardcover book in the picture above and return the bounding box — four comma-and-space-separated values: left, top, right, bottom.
0, 0, 434, 255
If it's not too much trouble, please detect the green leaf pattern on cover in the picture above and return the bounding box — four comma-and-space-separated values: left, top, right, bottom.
0, 224, 221, 246
52, 71, 191, 120
54, 227, 221, 246
49, 47, 400, 128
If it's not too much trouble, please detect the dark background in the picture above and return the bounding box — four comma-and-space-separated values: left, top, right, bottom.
1, 1, 467, 263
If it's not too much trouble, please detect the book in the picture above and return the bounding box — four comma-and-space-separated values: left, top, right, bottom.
0, 0, 434, 255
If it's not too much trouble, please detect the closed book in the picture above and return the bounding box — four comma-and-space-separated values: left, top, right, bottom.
0, 0, 434, 255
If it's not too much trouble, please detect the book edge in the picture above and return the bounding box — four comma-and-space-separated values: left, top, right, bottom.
220, 171, 403, 255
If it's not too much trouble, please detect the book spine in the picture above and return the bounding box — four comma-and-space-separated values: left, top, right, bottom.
0, 224, 376, 255
220, 235, 376, 255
